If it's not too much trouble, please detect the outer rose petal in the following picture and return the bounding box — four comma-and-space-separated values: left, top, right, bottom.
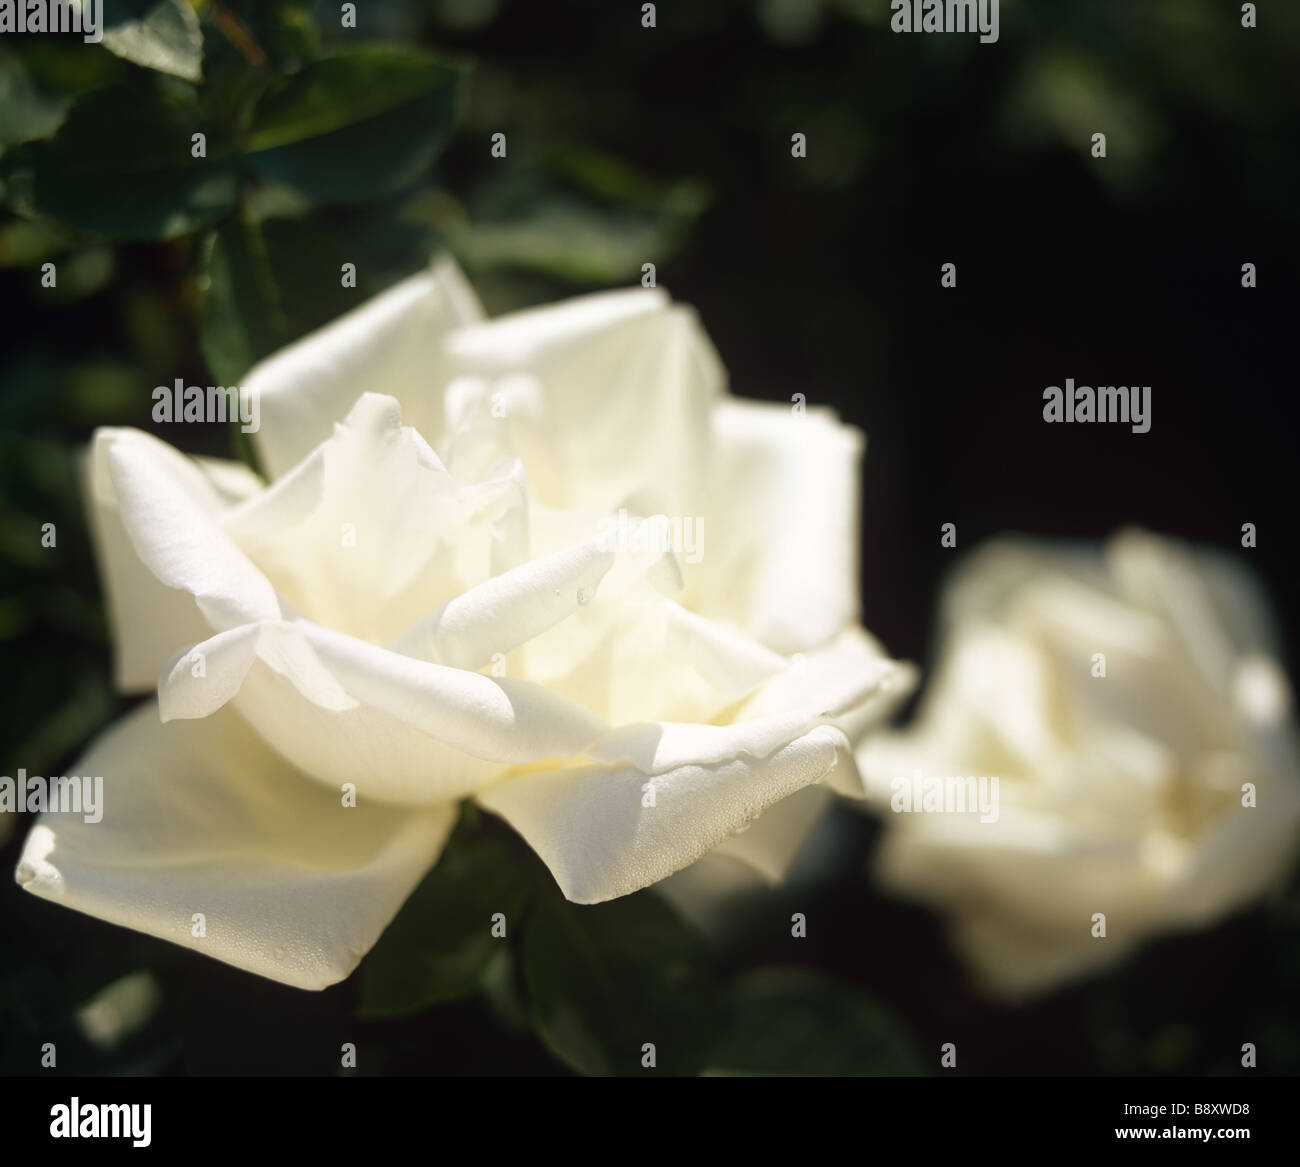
706, 782, 836, 883
476, 623, 912, 906
583, 628, 907, 778
105, 431, 280, 631
477, 724, 853, 903
158, 617, 610, 805
14, 703, 456, 990
248, 255, 485, 480
653, 784, 837, 933
85, 430, 271, 692
692, 398, 863, 655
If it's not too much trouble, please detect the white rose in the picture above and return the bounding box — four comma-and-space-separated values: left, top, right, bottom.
859, 529, 1300, 998
16, 256, 913, 989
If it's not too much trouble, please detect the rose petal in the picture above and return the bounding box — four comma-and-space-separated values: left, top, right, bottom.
14, 702, 456, 991
105, 429, 281, 632
156, 609, 610, 805
84, 434, 236, 693
691, 398, 864, 655
587, 630, 909, 777
653, 784, 838, 931
249, 255, 484, 479
85, 429, 283, 693
386, 535, 616, 670
707, 783, 836, 883
442, 289, 724, 513
228, 393, 526, 644
295, 620, 608, 766
158, 621, 357, 722
477, 723, 852, 903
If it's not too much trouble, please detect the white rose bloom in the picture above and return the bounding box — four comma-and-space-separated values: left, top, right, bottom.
859, 529, 1300, 998
16, 256, 914, 989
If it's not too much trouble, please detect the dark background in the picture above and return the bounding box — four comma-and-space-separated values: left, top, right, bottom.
1, 0, 1297, 1075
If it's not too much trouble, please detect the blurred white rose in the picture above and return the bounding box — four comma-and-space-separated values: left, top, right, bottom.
860, 529, 1300, 998
16, 256, 912, 989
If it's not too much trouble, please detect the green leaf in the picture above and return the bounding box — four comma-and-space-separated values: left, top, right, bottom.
245, 47, 467, 205
201, 211, 379, 385
357, 816, 536, 1019
522, 890, 721, 1076
0, 49, 71, 148
102, 0, 204, 84
255, 215, 376, 336
200, 215, 285, 386
706, 967, 927, 1076
12, 76, 238, 240
0, 41, 123, 148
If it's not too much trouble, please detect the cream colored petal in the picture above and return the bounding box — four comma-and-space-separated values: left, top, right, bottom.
690, 398, 864, 655
227, 393, 526, 644
249, 255, 484, 479
477, 724, 852, 903
706, 783, 836, 883
105, 430, 280, 631
386, 535, 615, 670
295, 620, 607, 765
516, 591, 786, 728
158, 616, 609, 806
1158, 777, 1300, 928
14, 702, 456, 991
587, 628, 909, 779
84, 431, 277, 692
441, 289, 724, 513
158, 621, 356, 722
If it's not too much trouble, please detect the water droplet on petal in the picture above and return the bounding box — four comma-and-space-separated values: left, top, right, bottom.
15, 861, 35, 885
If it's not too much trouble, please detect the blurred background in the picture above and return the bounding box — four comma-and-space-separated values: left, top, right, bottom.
1, 0, 1297, 1075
